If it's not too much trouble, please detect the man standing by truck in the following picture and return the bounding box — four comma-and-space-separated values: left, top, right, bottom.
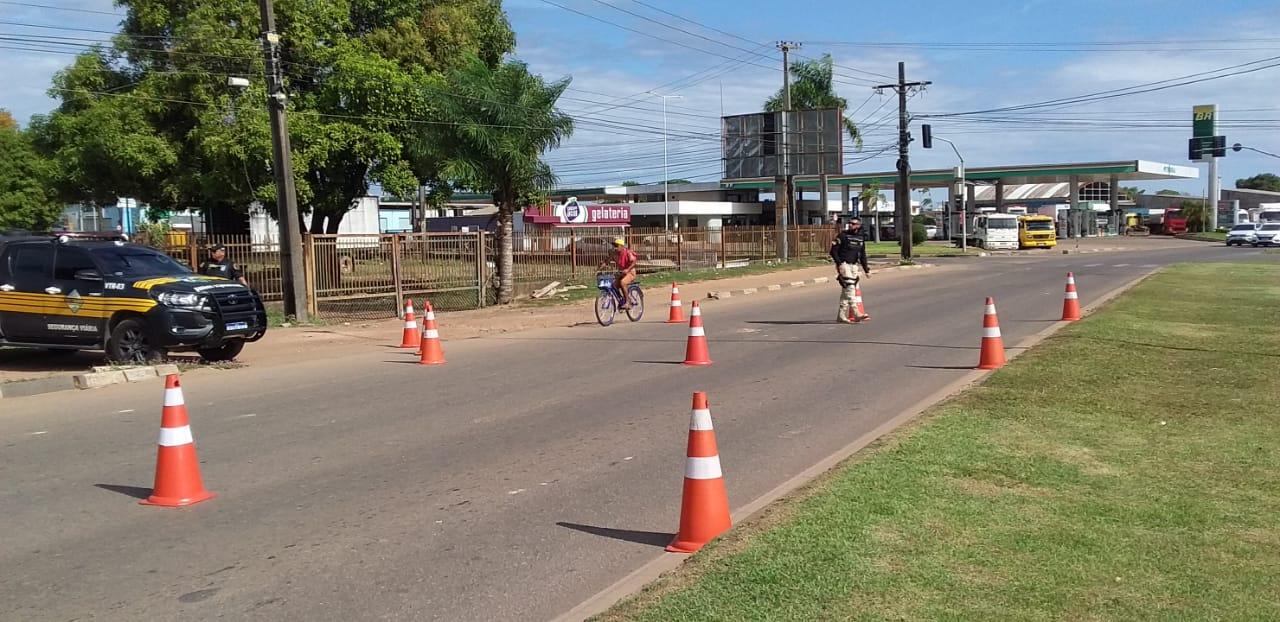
830, 217, 871, 324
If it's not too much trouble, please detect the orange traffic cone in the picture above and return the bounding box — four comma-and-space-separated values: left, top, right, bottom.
978, 297, 1006, 370
140, 375, 215, 507
418, 302, 446, 365
682, 301, 712, 366
846, 284, 870, 323
1061, 272, 1082, 321
666, 282, 686, 324
399, 297, 421, 349
667, 392, 731, 554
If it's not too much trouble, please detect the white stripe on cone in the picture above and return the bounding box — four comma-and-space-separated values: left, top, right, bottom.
404, 320, 418, 328
983, 327, 1002, 338
691, 306, 701, 316
690, 409, 713, 430
163, 388, 184, 407
424, 329, 439, 339
984, 304, 997, 315
406, 305, 415, 314
426, 312, 436, 320
671, 300, 683, 307
1065, 292, 1078, 300
158, 425, 194, 447
689, 326, 705, 337
685, 455, 723, 480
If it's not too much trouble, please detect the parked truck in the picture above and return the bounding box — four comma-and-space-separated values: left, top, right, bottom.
1017, 214, 1057, 249
1149, 209, 1189, 235
950, 212, 1019, 250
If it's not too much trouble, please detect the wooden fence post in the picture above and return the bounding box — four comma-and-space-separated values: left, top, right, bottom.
303, 234, 318, 318
476, 230, 487, 308
186, 236, 198, 268
719, 227, 726, 268
390, 234, 404, 317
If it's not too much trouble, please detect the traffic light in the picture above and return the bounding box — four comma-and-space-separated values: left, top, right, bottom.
921, 124, 933, 149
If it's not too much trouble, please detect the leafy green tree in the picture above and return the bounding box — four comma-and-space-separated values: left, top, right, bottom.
33, 0, 514, 232
0, 111, 64, 230
430, 56, 574, 304
1179, 200, 1210, 232
1235, 173, 1280, 192
764, 54, 862, 149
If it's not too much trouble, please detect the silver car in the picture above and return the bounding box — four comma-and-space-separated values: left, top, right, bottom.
1226, 223, 1259, 246
1253, 223, 1280, 247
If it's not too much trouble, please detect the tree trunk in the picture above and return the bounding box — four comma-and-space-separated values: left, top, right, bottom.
309, 213, 325, 234
497, 205, 515, 304
325, 209, 345, 234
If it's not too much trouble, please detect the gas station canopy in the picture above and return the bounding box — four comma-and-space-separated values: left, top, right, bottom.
719, 160, 1199, 190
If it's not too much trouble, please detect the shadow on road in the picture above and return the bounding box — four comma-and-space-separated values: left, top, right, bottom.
556, 522, 673, 548
746, 320, 834, 326
906, 364, 978, 371
631, 360, 684, 365
95, 484, 151, 500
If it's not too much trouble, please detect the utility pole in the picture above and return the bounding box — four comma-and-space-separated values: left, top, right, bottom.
874, 62, 930, 261
257, 0, 308, 322
777, 41, 800, 261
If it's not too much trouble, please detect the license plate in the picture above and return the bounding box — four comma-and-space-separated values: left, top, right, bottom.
598, 278, 613, 288
226, 321, 249, 331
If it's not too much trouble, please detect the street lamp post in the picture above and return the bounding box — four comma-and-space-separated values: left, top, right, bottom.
650, 92, 683, 231
932, 136, 965, 252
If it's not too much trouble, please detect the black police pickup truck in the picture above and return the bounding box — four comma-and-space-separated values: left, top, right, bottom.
0, 232, 267, 363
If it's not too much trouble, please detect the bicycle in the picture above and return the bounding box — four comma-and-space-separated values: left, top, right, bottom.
595, 273, 644, 326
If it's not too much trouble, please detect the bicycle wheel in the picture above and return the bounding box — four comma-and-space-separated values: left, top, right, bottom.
625, 286, 645, 322
595, 291, 616, 326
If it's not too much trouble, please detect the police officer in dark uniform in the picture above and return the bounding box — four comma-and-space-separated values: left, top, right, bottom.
829, 217, 871, 323
199, 243, 248, 286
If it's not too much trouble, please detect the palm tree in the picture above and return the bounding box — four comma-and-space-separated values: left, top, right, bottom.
858, 182, 884, 242
431, 56, 574, 304
763, 54, 862, 150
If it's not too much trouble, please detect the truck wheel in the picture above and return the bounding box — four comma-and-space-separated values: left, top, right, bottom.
107, 317, 166, 364
198, 340, 245, 363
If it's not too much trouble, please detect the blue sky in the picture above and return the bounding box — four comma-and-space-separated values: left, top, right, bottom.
4, 0, 1279, 195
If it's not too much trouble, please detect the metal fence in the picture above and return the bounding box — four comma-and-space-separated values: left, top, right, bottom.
140, 225, 839, 321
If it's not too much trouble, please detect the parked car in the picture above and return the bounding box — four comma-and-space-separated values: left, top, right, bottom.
1226, 223, 1260, 246
1252, 223, 1280, 246
0, 232, 267, 363
568, 236, 614, 264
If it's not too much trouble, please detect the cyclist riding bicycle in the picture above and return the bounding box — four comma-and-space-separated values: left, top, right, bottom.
598, 237, 638, 309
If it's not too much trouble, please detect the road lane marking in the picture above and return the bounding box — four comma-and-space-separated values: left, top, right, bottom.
1085, 263, 1102, 267
508, 488, 526, 495
1114, 263, 1131, 267
28, 431, 48, 436
116, 409, 135, 414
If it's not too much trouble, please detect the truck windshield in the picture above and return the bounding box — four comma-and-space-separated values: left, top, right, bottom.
1025, 220, 1054, 231
90, 246, 192, 278
986, 219, 1017, 229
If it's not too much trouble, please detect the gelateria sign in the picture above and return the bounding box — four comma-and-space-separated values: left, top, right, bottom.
546, 197, 631, 224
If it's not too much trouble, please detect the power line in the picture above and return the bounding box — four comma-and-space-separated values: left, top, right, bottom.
0, 1, 123, 16
922, 54, 1280, 118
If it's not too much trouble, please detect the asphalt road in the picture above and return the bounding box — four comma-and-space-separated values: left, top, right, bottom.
1, 243, 1270, 621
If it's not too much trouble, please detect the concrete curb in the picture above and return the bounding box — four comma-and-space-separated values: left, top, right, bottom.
553, 267, 1159, 622
1, 363, 180, 401
706, 263, 931, 300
